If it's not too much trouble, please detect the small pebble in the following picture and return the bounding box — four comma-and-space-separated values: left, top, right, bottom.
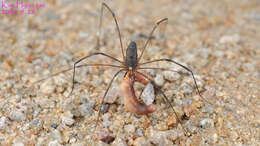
124, 124, 135, 133
69, 137, 77, 143
203, 86, 216, 100
62, 111, 75, 126
133, 137, 150, 146
48, 140, 61, 146
185, 120, 198, 133
180, 83, 193, 95
78, 102, 94, 116
219, 34, 240, 44
0, 116, 8, 130
148, 129, 175, 145
62, 116, 75, 126
103, 113, 112, 128
72, 142, 87, 146
78, 31, 89, 39
230, 131, 239, 141
53, 75, 67, 86
40, 80, 55, 94
141, 83, 155, 105
38, 97, 55, 109
112, 137, 127, 146
200, 118, 214, 129
155, 122, 168, 131
30, 118, 42, 128
163, 71, 181, 82
12, 142, 24, 146
10, 110, 26, 121
201, 104, 214, 114
51, 123, 58, 129
51, 130, 62, 143
166, 115, 177, 127
154, 74, 164, 86
212, 133, 218, 143
199, 48, 211, 59
242, 63, 255, 72
135, 128, 144, 137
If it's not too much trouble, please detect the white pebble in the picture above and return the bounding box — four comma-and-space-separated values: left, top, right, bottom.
69, 137, 77, 143
124, 124, 135, 133
53, 75, 67, 86
200, 118, 214, 129
51, 130, 62, 143
48, 140, 61, 146
219, 34, 240, 44
62, 117, 75, 126
62, 111, 75, 126
133, 137, 149, 146
0, 116, 8, 130
148, 129, 174, 145
180, 83, 193, 94
112, 137, 127, 146
78, 102, 94, 116
40, 80, 55, 94
135, 128, 143, 136
12, 142, 24, 146
141, 83, 155, 105
102, 113, 112, 128
10, 110, 26, 121
154, 74, 164, 86
163, 71, 181, 81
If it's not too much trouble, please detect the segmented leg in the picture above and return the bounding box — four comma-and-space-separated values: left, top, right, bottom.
97, 2, 125, 61
69, 52, 123, 97
33, 63, 123, 85
138, 18, 168, 62
95, 69, 125, 129
139, 58, 212, 105
138, 67, 179, 74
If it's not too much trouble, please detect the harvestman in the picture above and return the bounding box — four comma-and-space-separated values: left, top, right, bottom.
35, 2, 211, 137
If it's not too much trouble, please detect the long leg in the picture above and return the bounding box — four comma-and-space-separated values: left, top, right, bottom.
158, 17, 168, 47
138, 67, 180, 73
139, 58, 213, 105
98, 2, 125, 61
136, 71, 190, 136
95, 69, 125, 128
69, 52, 123, 97
138, 18, 168, 62
96, 1, 103, 49
33, 63, 123, 85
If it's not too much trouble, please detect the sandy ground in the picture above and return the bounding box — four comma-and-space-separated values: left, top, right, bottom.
0, 0, 259, 145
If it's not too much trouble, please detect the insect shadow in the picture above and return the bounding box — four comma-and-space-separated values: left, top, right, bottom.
34, 2, 212, 138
